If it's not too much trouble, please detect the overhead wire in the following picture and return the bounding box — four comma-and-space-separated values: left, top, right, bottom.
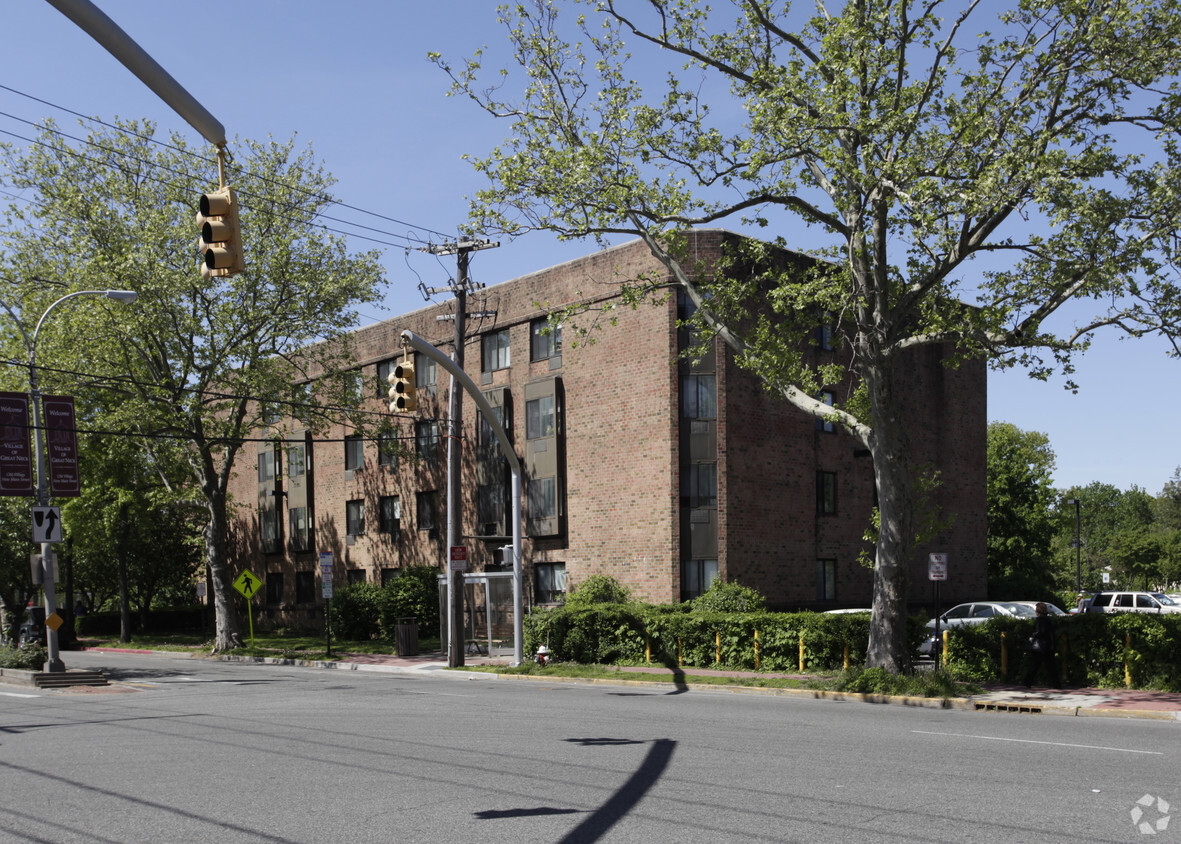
0, 82, 456, 244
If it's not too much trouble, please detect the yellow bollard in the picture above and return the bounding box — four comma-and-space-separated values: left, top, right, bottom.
1125, 633, 1132, 689
754, 629, 761, 670
715, 631, 721, 666
645, 636, 651, 664
942, 628, 949, 661
798, 634, 806, 672
677, 636, 683, 667
843, 642, 850, 670
1000, 632, 1007, 681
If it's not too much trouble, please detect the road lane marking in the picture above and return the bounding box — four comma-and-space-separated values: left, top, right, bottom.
912, 730, 1163, 755
0, 692, 39, 698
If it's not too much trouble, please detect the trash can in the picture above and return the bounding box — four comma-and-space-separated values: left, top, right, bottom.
395, 617, 418, 657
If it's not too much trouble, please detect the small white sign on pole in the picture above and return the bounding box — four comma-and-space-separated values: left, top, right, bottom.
928, 552, 948, 581
319, 551, 334, 599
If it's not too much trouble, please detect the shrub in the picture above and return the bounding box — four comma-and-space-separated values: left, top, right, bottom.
564, 574, 631, 607
328, 582, 383, 641
0, 644, 47, 671
689, 580, 766, 614
377, 566, 441, 639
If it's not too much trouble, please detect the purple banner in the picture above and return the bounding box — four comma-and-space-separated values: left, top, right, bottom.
42, 395, 80, 497
0, 391, 34, 496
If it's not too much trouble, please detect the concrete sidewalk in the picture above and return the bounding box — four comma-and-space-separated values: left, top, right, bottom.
330, 651, 1181, 720
72, 647, 1181, 720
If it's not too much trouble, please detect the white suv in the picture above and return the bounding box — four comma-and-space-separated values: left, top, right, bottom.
1085, 592, 1181, 614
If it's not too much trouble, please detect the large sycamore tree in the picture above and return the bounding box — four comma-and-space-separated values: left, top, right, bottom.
437, 0, 1181, 670
0, 120, 384, 650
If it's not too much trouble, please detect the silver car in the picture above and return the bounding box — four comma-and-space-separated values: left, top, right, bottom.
919, 601, 1037, 657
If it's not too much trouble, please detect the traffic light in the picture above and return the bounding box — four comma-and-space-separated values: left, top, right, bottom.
388, 360, 416, 412
196, 186, 245, 278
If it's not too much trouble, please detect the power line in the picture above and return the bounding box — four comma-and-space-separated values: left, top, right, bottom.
0, 87, 457, 249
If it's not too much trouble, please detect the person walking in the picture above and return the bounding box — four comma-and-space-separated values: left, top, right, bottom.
1024, 602, 1060, 688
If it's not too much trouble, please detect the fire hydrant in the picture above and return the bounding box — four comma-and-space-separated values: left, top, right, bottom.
536, 645, 550, 666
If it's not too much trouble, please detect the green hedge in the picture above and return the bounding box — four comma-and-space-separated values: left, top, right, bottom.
524, 599, 1181, 689
524, 603, 925, 673
937, 613, 1181, 691
328, 567, 441, 643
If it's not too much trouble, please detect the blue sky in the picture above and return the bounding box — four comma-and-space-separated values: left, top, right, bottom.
2, 1, 1176, 496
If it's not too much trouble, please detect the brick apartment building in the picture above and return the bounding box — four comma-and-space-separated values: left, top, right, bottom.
229, 230, 986, 622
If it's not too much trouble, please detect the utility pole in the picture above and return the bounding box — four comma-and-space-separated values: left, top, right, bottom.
421, 238, 498, 668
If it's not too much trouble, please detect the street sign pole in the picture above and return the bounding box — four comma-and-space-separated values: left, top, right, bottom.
320, 552, 334, 657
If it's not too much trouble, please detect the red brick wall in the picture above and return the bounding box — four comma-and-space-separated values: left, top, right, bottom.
228, 231, 986, 616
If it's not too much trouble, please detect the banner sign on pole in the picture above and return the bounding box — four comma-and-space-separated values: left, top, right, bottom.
0, 392, 34, 496
42, 396, 80, 497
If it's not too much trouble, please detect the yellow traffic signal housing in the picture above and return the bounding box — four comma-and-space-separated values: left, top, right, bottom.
388, 361, 417, 412
196, 186, 245, 278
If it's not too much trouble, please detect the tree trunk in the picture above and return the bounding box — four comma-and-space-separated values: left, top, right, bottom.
863, 356, 915, 673
205, 491, 242, 651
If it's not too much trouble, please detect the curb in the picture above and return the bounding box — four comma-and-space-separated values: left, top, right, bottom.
30, 648, 1180, 721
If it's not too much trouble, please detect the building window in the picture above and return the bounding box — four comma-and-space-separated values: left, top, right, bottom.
258, 449, 276, 483
379, 495, 401, 540
817, 312, 835, 351
482, 329, 511, 373
817, 471, 837, 515
347, 569, 367, 585
528, 477, 558, 521
288, 506, 309, 552
681, 559, 718, 601
535, 562, 567, 604
376, 359, 396, 398
817, 391, 835, 433
416, 352, 437, 397
682, 374, 717, 419
265, 572, 283, 606
287, 443, 306, 477
478, 482, 505, 535
378, 430, 399, 468
416, 491, 438, 533
416, 420, 439, 465
259, 506, 279, 554
526, 395, 555, 440
295, 571, 315, 604
344, 435, 364, 471
531, 319, 562, 361
346, 499, 365, 536
817, 559, 837, 601
681, 463, 717, 509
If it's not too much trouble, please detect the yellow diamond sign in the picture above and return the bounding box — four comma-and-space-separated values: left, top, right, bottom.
233, 569, 262, 600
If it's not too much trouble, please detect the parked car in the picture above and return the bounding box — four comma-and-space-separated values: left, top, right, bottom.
1085, 591, 1181, 614
918, 601, 1037, 657
17, 606, 46, 647
1011, 601, 1067, 616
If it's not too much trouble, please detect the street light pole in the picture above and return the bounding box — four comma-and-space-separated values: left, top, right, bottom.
1066, 498, 1081, 593
0, 289, 137, 672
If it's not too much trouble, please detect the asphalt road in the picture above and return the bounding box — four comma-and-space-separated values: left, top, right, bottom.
0, 651, 1176, 843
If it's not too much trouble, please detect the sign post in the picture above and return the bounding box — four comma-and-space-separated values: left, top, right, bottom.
232, 569, 262, 648
928, 553, 948, 667
320, 552, 334, 657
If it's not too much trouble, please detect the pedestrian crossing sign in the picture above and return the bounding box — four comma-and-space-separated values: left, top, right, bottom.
234, 569, 262, 600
